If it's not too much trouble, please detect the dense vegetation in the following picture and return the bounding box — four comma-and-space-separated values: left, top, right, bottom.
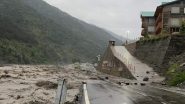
166, 64, 185, 86
166, 50, 185, 86
0, 0, 122, 64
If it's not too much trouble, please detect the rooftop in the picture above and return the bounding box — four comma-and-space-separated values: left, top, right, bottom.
159, 0, 182, 7
141, 11, 155, 17
161, 2, 169, 5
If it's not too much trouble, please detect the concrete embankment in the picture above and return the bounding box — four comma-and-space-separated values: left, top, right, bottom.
125, 35, 185, 75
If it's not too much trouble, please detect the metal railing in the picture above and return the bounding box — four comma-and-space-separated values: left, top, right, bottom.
80, 83, 91, 104
55, 79, 67, 104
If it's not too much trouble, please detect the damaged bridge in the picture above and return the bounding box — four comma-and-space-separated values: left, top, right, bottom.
97, 41, 164, 82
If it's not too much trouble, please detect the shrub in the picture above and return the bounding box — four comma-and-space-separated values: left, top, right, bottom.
180, 21, 185, 35
166, 64, 179, 75
166, 64, 185, 86
168, 72, 185, 86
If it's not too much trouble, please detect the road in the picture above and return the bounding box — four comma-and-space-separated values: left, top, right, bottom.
86, 80, 185, 104
111, 46, 164, 82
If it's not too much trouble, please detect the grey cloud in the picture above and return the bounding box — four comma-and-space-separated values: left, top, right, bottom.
44, 0, 169, 39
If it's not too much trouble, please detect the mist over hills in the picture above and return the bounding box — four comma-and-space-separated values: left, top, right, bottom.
0, 0, 123, 64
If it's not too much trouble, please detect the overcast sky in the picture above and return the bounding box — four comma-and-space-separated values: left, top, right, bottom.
44, 0, 175, 39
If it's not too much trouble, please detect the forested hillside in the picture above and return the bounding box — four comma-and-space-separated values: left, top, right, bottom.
0, 0, 123, 64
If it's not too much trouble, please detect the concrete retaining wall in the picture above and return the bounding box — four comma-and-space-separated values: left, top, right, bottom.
133, 35, 185, 75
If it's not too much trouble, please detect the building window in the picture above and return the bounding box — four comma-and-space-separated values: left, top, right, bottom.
171, 27, 180, 33
171, 7, 180, 14
148, 18, 155, 24
171, 18, 180, 26
148, 26, 155, 32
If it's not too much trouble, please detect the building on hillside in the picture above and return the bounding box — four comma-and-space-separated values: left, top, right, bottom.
155, 0, 185, 34
97, 41, 135, 79
141, 12, 156, 36
141, 0, 185, 35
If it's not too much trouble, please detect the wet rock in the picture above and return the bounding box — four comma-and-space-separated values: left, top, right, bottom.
19, 73, 23, 76
105, 77, 109, 80
143, 77, 149, 81
0, 74, 11, 79
146, 71, 150, 74
140, 83, 146, 86
16, 95, 21, 100
161, 82, 167, 86
117, 82, 122, 85
125, 83, 130, 85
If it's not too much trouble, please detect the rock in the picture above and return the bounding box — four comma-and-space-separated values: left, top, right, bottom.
146, 71, 150, 74
0, 74, 11, 79
19, 74, 23, 76
117, 82, 122, 85
3, 70, 9, 74
16, 95, 21, 100
161, 82, 167, 86
140, 83, 146, 86
20, 82, 29, 85
143, 77, 149, 81
125, 83, 130, 85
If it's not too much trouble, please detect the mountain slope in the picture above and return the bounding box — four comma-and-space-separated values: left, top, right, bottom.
0, 0, 122, 64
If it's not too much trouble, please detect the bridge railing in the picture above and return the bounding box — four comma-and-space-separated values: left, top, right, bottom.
80, 82, 91, 104
55, 79, 67, 104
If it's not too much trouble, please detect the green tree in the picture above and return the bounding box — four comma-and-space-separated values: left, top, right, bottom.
180, 21, 185, 35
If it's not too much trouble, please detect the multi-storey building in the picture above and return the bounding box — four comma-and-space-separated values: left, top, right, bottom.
141, 0, 185, 35
141, 12, 155, 36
